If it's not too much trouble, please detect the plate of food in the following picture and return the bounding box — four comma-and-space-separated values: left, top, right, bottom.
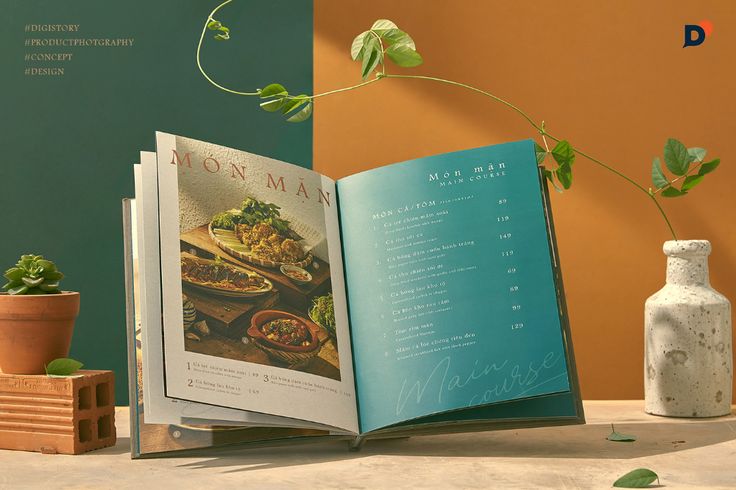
308, 293, 336, 340
248, 310, 321, 365
180, 253, 273, 298
208, 198, 315, 269
280, 264, 312, 285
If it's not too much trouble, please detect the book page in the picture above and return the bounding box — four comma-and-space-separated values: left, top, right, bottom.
155, 132, 358, 433
136, 156, 336, 431
338, 140, 571, 433
123, 200, 344, 459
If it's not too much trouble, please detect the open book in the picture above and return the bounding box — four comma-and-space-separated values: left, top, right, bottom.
123, 132, 583, 458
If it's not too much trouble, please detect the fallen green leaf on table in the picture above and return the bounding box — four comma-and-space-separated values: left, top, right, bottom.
45, 358, 83, 376
613, 468, 659, 488
607, 423, 637, 442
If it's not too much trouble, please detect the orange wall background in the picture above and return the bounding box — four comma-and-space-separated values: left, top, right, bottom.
313, 1, 736, 399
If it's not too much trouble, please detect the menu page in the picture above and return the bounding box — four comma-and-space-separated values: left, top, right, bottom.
156, 132, 358, 433
338, 140, 571, 433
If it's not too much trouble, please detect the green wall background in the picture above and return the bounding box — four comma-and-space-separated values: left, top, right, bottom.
0, 0, 313, 404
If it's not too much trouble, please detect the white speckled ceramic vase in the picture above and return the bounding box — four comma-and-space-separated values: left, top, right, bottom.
645, 240, 732, 417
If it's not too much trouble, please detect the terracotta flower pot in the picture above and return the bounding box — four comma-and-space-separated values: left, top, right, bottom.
0, 291, 80, 374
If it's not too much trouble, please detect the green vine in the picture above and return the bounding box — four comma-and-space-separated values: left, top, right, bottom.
196, 3, 722, 240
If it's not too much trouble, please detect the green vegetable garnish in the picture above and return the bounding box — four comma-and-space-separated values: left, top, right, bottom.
310, 293, 336, 333
211, 197, 291, 236
211, 211, 238, 230
240, 198, 291, 234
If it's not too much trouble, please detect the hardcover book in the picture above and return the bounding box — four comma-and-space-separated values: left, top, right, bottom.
123, 132, 583, 458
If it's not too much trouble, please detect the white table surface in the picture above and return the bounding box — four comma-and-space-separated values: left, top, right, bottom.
0, 401, 734, 489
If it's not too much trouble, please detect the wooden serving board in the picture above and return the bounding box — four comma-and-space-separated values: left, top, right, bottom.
183, 284, 279, 338
180, 225, 332, 310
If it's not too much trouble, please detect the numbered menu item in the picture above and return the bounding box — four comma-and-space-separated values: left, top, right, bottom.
124, 133, 583, 458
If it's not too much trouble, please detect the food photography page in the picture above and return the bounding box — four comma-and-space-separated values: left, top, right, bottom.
136, 153, 333, 432
156, 132, 358, 432
338, 140, 571, 432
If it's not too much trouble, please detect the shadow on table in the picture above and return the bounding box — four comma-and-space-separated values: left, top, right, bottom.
92, 437, 132, 456
174, 418, 736, 474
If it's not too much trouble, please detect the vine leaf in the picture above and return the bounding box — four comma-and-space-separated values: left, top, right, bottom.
214, 29, 230, 41
207, 20, 230, 41
281, 95, 309, 114
351, 31, 369, 60
382, 29, 416, 50
556, 164, 573, 189
351, 19, 423, 74
544, 169, 563, 193
651, 157, 669, 189
386, 43, 423, 67
663, 138, 691, 176
260, 98, 286, 112
698, 158, 720, 176
370, 19, 399, 32
551, 140, 575, 189
534, 142, 547, 165
687, 147, 706, 162
681, 174, 705, 191
551, 140, 574, 167
662, 186, 688, 198
286, 101, 313, 123
613, 468, 659, 488
361, 36, 382, 79
259, 83, 288, 98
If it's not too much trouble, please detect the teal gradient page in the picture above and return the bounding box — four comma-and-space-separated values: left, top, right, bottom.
338, 140, 571, 433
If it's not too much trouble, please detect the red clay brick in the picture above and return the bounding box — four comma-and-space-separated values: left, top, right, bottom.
0, 370, 116, 454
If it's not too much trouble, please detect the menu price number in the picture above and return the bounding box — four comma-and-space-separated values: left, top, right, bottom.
511, 322, 524, 330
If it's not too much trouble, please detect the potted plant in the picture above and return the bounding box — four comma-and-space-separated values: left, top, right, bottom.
195, 6, 731, 417
0, 254, 80, 375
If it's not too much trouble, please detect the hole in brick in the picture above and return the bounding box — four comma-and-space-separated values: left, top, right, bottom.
79, 419, 92, 443
78, 386, 91, 410
97, 414, 112, 439
95, 382, 110, 407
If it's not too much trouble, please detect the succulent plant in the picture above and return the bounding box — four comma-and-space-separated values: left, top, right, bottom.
2, 254, 64, 295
